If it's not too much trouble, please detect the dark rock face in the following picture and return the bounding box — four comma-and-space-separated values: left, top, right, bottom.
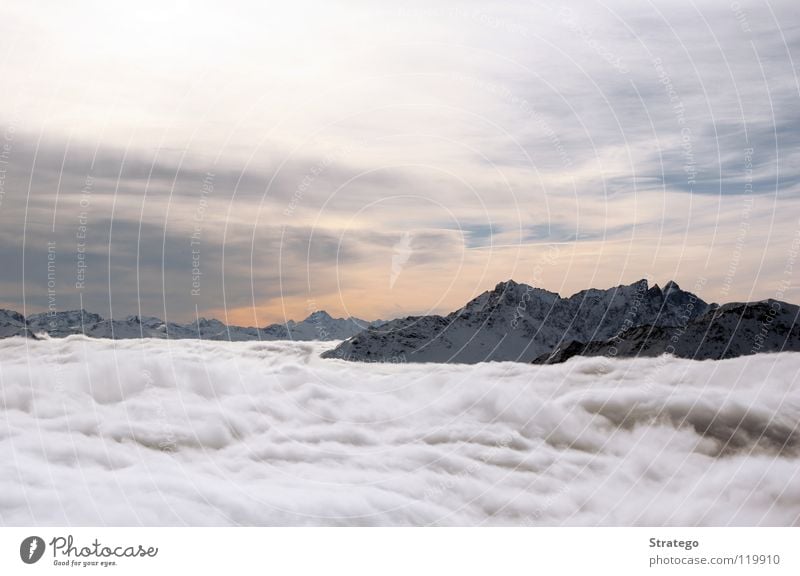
323, 279, 718, 364
533, 300, 800, 364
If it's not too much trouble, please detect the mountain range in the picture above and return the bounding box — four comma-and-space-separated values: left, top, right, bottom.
5, 279, 799, 364
323, 279, 800, 363
0, 308, 381, 342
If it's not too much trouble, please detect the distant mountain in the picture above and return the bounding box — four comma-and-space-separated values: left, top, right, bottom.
4, 309, 381, 342
322, 278, 781, 364
276, 310, 379, 341
27, 309, 103, 337
0, 309, 36, 339
533, 300, 800, 364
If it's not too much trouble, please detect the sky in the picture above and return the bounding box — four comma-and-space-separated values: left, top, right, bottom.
0, 0, 799, 326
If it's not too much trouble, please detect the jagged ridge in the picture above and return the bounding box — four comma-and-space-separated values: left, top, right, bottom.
322, 278, 776, 364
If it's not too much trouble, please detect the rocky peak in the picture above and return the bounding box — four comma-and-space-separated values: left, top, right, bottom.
494, 279, 519, 291
196, 317, 225, 329
306, 310, 333, 322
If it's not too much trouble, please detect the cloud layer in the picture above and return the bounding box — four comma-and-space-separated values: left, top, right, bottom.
1, 337, 798, 526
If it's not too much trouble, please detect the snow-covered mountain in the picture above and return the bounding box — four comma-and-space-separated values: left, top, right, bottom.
533, 299, 800, 364
3, 309, 378, 341
323, 279, 722, 363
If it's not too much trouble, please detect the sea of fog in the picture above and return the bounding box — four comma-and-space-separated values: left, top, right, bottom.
0, 336, 798, 526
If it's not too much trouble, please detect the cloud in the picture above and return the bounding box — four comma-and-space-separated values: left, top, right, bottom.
0, 337, 798, 525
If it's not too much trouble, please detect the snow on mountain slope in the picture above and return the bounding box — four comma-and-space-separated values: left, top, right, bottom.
534, 300, 800, 364
1, 337, 798, 526
323, 279, 713, 363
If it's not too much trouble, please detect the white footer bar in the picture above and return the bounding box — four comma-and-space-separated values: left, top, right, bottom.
1, 527, 797, 575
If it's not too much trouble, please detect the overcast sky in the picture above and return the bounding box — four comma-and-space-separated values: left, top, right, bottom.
1, 0, 799, 325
